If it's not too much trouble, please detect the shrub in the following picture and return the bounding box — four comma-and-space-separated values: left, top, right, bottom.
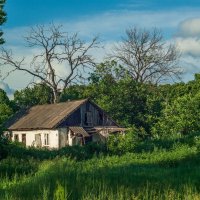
152, 93, 200, 138
0, 156, 38, 179
107, 127, 139, 155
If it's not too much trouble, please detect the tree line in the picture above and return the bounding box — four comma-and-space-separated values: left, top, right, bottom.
1, 64, 200, 139
0, 1, 199, 140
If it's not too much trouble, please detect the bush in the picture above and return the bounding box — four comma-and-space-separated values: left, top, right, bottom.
0, 133, 9, 160
2, 142, 107, 161
0, 143, 8, 160
107, 127, 139, 155
152, 93, 200, 138
0, 157, 38, 179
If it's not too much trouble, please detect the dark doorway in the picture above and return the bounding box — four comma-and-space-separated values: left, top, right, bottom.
14, 134, 19, 142
22, 134, 26, 145
85, 111, 92, 126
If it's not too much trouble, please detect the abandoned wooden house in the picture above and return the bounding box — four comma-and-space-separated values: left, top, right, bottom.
6, 99, 125, 149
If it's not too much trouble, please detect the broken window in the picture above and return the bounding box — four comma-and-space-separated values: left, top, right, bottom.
85, 111, 92, 124
14, 134, 19, 142
22, 134, 26, 145
44, 133, 49, 146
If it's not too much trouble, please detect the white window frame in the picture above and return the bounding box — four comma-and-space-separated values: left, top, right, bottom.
44, 133, 49, 146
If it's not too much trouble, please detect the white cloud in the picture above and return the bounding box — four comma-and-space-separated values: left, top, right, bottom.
5, 8, 199, 42
178, 18, 200, 38
2, 8, 200, 88
172, 17, 200, 82
175, 17, 200, 57
179, 55, 200, 82
176, 37, 200, 57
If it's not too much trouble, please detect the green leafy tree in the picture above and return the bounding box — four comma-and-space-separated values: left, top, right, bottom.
14, 84, 53, 108
152, 93, 200, 138
145, 90, 164, 132
83, 61, 124, 102
157, 74, 200, 104
0, 0, 6, 44
0, 103, 13, 126
107, 126, 140, 154
0, 88, 9, 104
85, 61, 162, 135
0, 89, 13, 133
60, 85, 87, 102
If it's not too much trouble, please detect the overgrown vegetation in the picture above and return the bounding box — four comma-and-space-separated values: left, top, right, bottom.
1, 133, 200, 199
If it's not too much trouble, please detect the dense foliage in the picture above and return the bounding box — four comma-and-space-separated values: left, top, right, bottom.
2, 61, 200, 139
0, 89, 15, 132
0, 0, 6, 44
14, 84, 53, 108
152, 93, 200, 137
1, 132, 200, 199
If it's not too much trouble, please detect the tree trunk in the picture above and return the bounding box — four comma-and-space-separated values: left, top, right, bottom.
52, 89, 60, 104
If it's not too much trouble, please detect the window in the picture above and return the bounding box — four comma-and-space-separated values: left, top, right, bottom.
44, 134, 49, 146
14, 134, 19, 142
22, 134, 26, 145
85, 112, 92, 124
35, 134, 42, 147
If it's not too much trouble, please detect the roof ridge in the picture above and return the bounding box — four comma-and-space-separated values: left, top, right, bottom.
32, 98, 88, 108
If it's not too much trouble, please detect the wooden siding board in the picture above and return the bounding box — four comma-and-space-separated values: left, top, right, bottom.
59, 109, 81, 127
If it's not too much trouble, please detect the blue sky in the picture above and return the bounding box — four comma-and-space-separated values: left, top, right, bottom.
5, 0, 200, 28
2, 0, 200, 97
4, 0, 200, 38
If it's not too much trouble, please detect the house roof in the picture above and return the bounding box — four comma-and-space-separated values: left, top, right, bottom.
8, 99, 88, 131
95, 127, 126, 137
95, 127, 126, 132
69, 126, 90, 137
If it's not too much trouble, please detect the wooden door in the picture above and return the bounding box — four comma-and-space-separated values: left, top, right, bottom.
22, 134, 26, 145
14, 134, 19, 142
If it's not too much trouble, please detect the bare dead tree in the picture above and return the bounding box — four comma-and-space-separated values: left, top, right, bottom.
110, 27, 182, 84
0, 24, 99, 103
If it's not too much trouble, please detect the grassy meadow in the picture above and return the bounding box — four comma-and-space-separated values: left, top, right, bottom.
1, 134, 200, 200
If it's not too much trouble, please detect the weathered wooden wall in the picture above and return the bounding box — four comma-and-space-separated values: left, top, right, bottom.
59, 101, 116, 127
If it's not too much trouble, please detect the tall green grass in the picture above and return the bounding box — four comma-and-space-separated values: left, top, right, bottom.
1, 143, 200, 199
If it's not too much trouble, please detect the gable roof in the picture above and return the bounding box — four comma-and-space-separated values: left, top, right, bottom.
8, 99, 88, 131
69, 126, 90, 137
